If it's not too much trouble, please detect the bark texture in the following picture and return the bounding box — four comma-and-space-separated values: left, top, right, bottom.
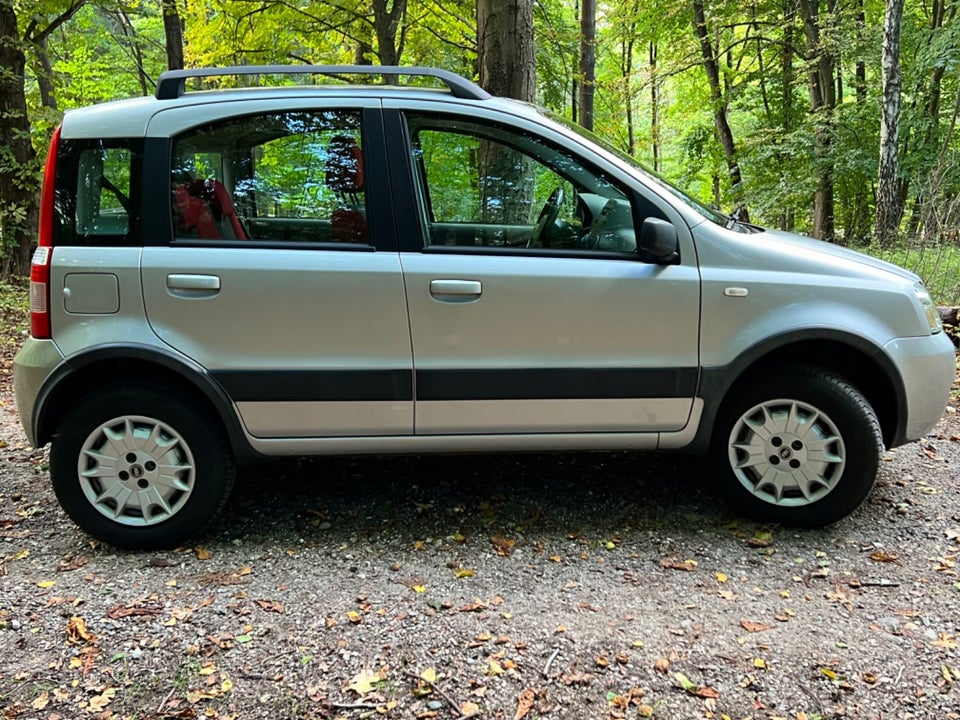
874, 0, 904, 245
693, 0, 748, 219
0, 0, 38, 278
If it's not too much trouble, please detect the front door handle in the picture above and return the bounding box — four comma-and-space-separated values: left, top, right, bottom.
429, 279, 482, 299
167, 274, 221, 291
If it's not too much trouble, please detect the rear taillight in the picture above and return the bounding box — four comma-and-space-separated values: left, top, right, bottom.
30, 126, 60, 339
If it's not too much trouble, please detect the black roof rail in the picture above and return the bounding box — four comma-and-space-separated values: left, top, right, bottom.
155, 65, 492, 101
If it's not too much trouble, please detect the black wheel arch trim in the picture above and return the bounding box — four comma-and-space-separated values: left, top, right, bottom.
33, 344, 260, 462
690, 328, 908, 452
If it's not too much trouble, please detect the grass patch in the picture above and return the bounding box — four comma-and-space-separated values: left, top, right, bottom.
859, 242, 960, 305
0, 279, 28, 343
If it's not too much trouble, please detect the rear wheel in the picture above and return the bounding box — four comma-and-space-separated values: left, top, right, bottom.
50, 383, 235, 549
712, 365, 883, 527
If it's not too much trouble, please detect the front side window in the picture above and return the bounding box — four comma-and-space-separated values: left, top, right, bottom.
407, 114, 638, 253
171, 110, 369, 244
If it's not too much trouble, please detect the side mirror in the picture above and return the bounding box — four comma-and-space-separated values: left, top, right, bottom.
638, 217, 680, 264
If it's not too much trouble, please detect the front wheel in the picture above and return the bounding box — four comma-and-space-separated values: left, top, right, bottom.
50, 383, 235, 549
712, 365, 883, 527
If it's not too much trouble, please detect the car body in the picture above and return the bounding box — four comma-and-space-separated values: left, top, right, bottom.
13, 65, 957, 548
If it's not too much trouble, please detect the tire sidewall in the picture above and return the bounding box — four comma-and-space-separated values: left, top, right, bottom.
712, 366, 882, 527
50, 384, 233, 549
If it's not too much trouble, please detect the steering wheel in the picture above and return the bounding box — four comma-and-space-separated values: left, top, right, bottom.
528, 187, 565, 247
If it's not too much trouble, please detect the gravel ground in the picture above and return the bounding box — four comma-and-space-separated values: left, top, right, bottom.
1, 312, 959, 719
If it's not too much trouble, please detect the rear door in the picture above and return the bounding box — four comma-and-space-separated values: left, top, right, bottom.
140, 100, 413, 438
385, 104, 701, 437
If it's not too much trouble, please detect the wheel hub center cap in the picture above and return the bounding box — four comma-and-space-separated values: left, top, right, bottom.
130, 464, 145, 479
778, 447, 792, 460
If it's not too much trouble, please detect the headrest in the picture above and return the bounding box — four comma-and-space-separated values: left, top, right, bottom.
325, 135, 364, 194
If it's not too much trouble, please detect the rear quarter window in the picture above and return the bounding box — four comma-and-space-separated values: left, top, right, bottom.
55, 139, 143, 246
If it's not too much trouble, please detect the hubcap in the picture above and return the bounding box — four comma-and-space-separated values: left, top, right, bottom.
77, 416, 195, 526
728, 399, 845, 507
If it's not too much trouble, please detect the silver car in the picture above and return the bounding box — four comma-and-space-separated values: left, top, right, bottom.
13, 65, 956, 549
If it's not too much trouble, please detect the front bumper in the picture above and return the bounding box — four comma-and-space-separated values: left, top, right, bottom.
884, 331, 957, 444
13, 338, 66, 447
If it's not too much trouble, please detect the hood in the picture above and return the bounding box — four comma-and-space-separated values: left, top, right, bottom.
757, 228, 920, 283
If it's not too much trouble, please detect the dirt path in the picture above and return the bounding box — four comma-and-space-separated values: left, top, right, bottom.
1, 369, 959, 719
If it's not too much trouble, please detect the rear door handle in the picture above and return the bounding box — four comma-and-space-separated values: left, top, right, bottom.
429, 279, 482, 299
167, 274, 221, 291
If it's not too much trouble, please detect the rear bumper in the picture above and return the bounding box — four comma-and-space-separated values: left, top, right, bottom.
13, 338, 65, 447
884, 332, 957, 445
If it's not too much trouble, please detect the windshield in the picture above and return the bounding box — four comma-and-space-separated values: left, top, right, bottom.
543, 110, 728, 227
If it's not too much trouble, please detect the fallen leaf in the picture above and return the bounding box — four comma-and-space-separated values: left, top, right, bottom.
491, 535, 516, 556
660, 556, 697, 572
715, 572, 729, 583
31, 692, 49, 710
740, 620, 774, 633
255, 599, 285, 614
674, 672, 698, 693
57, 556, 88, 572
933, 632, 957, 649
420, 667, 437, 683
66, 616, 95, 644
462, 701, 481, 715
748, 532, 774, 548
487, 659, 504, 676
348, 670, 384, 695
455, 567, 476, 579
654, 658, 670, 673
89, 687, 116, 711
195, 547, 213, 560
869, 551, 899, 563
514, 688, 535, 720
346, 611, 362, 624
37, 580, 56, 589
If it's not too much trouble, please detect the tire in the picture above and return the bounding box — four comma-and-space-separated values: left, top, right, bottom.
49, 382, 235, 550
711, 365, 883, 527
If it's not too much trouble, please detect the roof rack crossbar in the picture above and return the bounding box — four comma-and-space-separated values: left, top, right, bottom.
155, 65, 491, 101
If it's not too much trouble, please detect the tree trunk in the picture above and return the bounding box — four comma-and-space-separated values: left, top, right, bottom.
622, 36, 635, 155
798, 0, 836, 241
578, 0, 595, 131
161, 0, 184, 70
875, 0, 904, 245
650, 41, 659, 170
693, 0, 747, 218
371, 0, 407, 66
477, 0, 535, 225
32, 36, 57, 110
477, 0, 535, 102
0, 0, 39, 279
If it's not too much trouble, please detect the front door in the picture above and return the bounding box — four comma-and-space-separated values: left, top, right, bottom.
388, 108, 700, 436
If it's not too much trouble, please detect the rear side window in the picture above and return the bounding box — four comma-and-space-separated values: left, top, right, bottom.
53, 139, 143, 246
76, 148, 132, 236
171, 110, 369, 245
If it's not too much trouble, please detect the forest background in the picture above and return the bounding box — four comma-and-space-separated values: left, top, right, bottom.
1, 0, 959, 303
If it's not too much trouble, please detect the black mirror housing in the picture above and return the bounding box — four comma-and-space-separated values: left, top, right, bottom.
638, 217, 680, 264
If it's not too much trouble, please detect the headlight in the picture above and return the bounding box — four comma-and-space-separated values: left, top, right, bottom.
914, 284, 942, 334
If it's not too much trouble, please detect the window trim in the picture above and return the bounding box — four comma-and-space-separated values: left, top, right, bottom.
55, 138, 143, 248
161, 107, 396, 252
400, 111, 652, 257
